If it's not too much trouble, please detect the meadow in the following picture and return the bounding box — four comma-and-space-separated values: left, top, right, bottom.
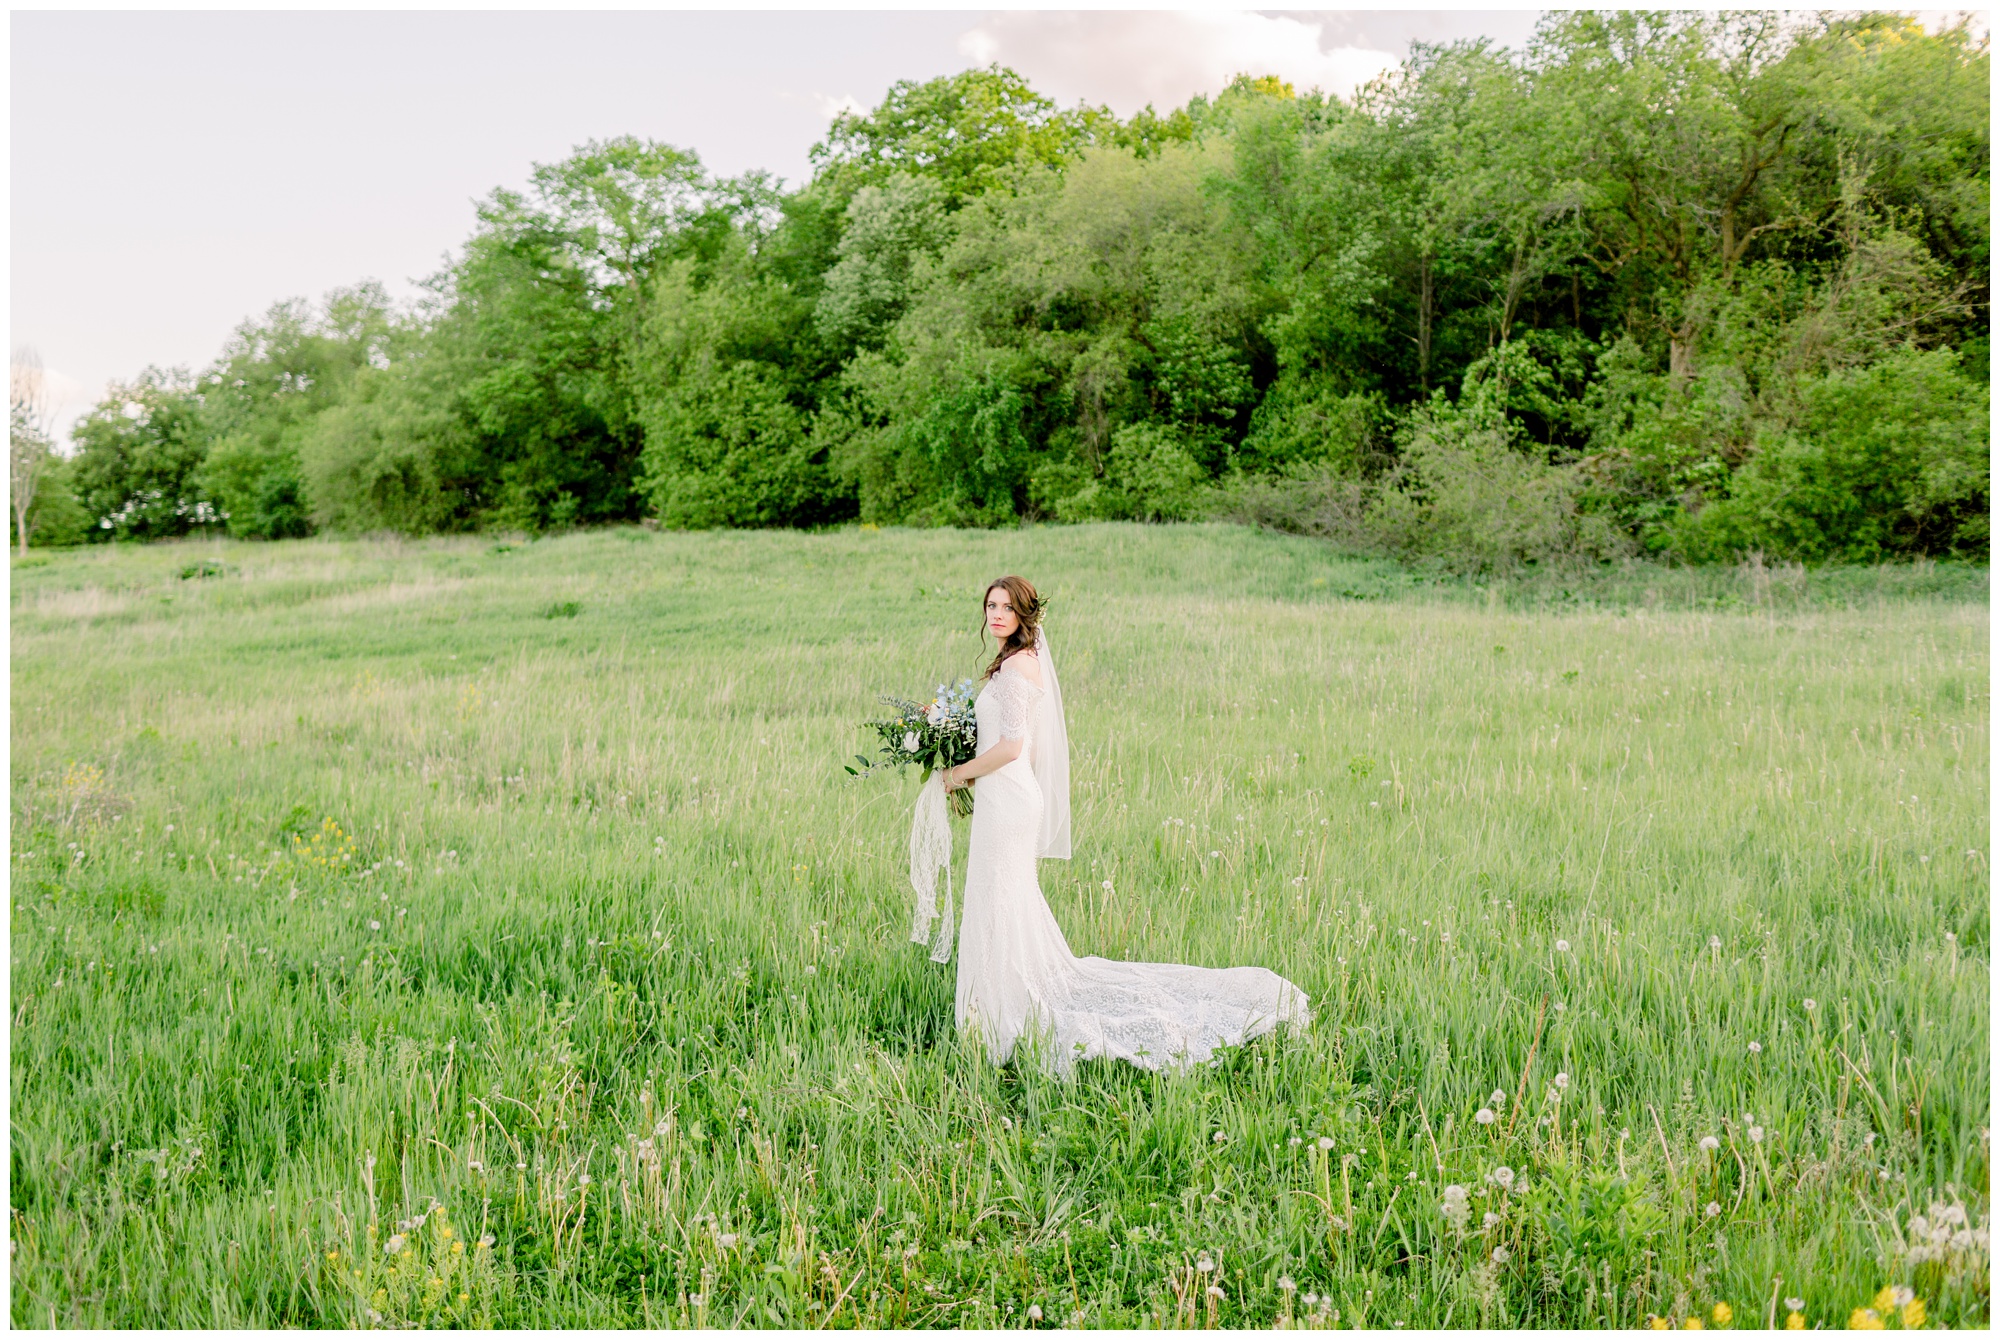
8, 523, 1989, 1329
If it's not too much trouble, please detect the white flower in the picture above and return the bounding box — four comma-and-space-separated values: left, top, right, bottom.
1802, 998, 1816, 1011
1786, 1297, 1804, 1313
1555, 939, 1570, 953
1554, 1072, 1569, 1089
1288, 1135, 1302, 1146
1442, 1183, 1468, 1202
1748, 1040, 1762, 1054
1483, 1212, 1501, 1228
1195, 1254, 1215, 1273
1278, 1276, 1296, 1293
903, 731, 919, 752
1475, 1108, 1496, 1125
1708, 934, 1722, 949
1705, 1201, 1720, 1217
1890, 1287, 1913, 1307
1316, 1136, 1336, 1152
1491, 1245, 1510, 1263
718, 1233, 739, 1248
1206, 1285, 1225, 1300
1212, 1131, 1226, 1144
384, 1234, 407, 1255
1026, 1304, 1043, 1321
1488, 1166, 1515, 1190
1748, 1126, 1764, 1143
1102, 879, 1114, 891
1699, 1136, 1720, 1152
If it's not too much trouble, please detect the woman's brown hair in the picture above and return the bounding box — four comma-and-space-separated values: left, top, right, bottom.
979, 575, 1043, 681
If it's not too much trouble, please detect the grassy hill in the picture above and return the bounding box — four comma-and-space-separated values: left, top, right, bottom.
9, 524, 1989, 1327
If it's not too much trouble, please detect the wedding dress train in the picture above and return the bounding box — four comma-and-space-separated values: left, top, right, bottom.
941, 657, 1312, 1078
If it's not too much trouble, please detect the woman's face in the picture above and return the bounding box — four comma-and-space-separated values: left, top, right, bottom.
985, 586, 1020, 641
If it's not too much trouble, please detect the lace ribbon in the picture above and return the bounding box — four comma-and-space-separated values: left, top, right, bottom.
908, 771, 954, 962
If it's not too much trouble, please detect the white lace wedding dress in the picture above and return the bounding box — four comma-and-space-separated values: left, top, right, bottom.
952, 657, 1312, 1077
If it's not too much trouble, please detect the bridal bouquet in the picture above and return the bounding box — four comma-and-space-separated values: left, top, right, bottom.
848, 677, 979, 817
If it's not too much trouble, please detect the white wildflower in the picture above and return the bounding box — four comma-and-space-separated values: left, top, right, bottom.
1475, 1107, 1496, 1125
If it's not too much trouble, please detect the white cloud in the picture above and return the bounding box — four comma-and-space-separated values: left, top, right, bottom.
813, 92, 866, 122
955, 12, 1402, 116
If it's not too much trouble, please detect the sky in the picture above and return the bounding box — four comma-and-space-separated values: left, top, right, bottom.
12, 9, 1546, 437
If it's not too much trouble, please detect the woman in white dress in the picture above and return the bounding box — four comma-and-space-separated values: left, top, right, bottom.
908, 575, 1311, 1078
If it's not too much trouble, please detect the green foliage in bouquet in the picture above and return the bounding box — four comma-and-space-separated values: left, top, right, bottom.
849, 677, 980, 816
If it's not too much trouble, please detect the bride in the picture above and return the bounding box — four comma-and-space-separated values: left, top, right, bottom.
907, 575, 1311, 1078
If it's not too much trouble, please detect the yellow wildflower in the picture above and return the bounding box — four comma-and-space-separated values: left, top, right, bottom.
1684, 1319, 1704, 1331
1900, 1298, 1925, 1328
1849, 1307, 1885, 1329
1712, 1302, 1733, 1326
1649, 1316, 1672, 1330
1785, 1312, 1805, 1330
1873, 1288, 1898, 1314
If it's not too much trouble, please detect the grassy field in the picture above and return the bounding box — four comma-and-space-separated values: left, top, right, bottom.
8, 523, 1989, 1329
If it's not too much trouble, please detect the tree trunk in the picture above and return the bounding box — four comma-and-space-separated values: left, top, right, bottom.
1417, 253, 1435, 394
1668, 324, 1696, 384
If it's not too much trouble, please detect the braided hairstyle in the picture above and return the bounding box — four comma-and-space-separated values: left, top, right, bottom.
979, 575, 1043, 681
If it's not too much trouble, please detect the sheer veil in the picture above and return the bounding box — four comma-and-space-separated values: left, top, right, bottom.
1032, 623, 1071, 859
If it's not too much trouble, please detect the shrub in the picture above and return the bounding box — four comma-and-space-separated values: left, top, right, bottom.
1671, 346, 1988, 561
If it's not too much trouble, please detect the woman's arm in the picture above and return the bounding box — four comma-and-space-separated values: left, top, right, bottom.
943, 652, 1038, 790
943, 735, 1021, 789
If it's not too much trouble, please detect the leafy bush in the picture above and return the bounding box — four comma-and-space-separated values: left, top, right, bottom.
1368, 405, 1634, 571
1054, 422, 1208, 522
1670, 347, 1988, 561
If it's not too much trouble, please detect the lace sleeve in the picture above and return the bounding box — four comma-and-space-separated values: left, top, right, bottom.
993, 664, 1042, 741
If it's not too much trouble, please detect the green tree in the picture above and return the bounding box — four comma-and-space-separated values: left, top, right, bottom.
69, 369, 217, 541
196, 283, 395, 538
810, 65, 1112, 209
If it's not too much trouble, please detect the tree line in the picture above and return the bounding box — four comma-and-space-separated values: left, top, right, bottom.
14, 11, 1989, 567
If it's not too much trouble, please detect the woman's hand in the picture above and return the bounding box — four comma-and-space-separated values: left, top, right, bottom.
941, 766, 967, 792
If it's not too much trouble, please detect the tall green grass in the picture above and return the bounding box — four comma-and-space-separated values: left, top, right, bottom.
10, 524, 1988, 1328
